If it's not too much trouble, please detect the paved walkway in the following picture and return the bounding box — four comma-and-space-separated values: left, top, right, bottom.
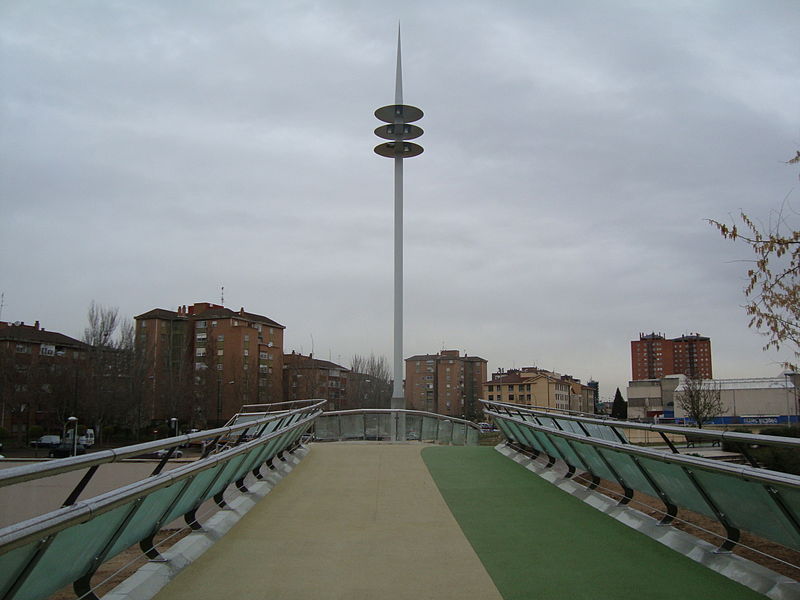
154, 444, 769, 600
154, 443, 503, 600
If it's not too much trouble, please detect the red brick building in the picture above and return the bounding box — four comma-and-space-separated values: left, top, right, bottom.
282, 352, 348, 410
0, 321, 90, 441
135, 302, 285, 427
405, 350, 487, 419
631, 332, 712, 381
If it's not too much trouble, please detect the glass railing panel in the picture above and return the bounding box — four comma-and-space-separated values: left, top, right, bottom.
635, 457, 716, 519
437, 420, 453, 444
537, 417, 559, 431
691, 468, 800, 551
162, 467, 222, 524
421, 416, 439, 442
583, 423, 624, 443
554, 419, 582, 434
531, 430, 563, 460
451, 423, 466, 446
515, 425, 545, 454
549, 436, 586, 470
314, 416, 339, 441
231, 445, 270, 483
596, 449, 658, 497
106, 483, 186, 559
569, 441, 616, 481
15, 504, 130, 600
340, 414, 365, 440
494, 418, 517, 443
0, 542, 39, 599
466, 427, 479, 446
204, 455, 247, 501
405, 415, 423, 441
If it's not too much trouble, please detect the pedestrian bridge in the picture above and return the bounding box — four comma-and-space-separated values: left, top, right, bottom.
1, 402, 799, 600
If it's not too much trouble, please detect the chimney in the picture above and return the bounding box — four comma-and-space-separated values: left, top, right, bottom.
34, 320, 40, 330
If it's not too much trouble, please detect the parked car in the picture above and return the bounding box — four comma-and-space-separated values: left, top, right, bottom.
49, 443, 86, 458
155, 448, 183, 459
31, 435, 61, 448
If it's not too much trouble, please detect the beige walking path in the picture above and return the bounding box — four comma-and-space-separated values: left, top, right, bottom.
154, 443, 503, 600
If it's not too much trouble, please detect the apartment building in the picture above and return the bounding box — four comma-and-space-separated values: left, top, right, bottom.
135, 302, 285, 426
0, 321, 91, 438
282, 352, 348, 410
405, 350, 487, 419
631, 332, 712, 381
484, 367, 595, 413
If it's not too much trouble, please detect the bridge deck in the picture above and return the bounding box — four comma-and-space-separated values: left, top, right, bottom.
153, 444, 767, 600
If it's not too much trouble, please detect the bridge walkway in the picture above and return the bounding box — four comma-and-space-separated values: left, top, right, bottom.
153, 444, 768, 600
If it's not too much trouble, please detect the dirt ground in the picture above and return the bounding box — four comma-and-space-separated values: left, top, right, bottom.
582, 474, 800, 582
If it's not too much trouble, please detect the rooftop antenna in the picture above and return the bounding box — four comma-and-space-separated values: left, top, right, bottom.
0, 292, 4, 321
220, 285, 225, 306
374, 23, 424, 436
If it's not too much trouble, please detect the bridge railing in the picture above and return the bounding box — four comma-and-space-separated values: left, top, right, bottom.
0, 400, 325, 600
482, 400, 800, 554
314, 409, 481, 445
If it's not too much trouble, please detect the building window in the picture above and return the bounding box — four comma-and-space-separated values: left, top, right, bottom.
244, 335, 249, 342
259, 351, 268, 360
217, 349, 224, 356
196, 333, 207, 341
196, 348, 206, 357
195, 362, 207, 370
217, 335, 224, 342
233, 320, 239, 326
244, 349, 249, 356
211, 320, 217, 327
216, 364, 223, 370
196, 321, 206, 329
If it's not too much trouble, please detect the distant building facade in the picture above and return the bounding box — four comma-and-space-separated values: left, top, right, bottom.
283, 352, 348, 410
484, 366, 595, 413
631, 332, 712, 381
0, 320, 91, 441
134, 302, 285, 427
626, 373, 799, 425
405, 350, 487, 419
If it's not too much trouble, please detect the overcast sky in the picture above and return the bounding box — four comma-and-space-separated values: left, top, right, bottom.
1, 1, 799, 401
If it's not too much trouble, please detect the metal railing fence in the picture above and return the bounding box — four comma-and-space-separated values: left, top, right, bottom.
483, 400, 800, 554
314, 409, 480, 445
0, 400, 324, 600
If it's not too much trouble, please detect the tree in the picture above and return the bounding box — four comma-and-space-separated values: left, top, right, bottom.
83, 301, 120, 348
709, 150, 800, 367
675, 376, 723, 428
347, 353, 392, 409
610, 388, 627, 420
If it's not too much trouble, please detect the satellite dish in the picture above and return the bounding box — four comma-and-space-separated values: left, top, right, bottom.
268, 342, 273, 347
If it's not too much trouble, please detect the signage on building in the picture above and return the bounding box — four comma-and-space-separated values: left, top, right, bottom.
742, 416, 779, 425
40, 344, 55, 356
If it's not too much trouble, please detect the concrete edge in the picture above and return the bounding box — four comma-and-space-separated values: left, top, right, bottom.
102, 446, 310, 600
495, 443, 800, 600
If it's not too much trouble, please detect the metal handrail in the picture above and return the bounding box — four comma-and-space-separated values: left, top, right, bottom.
321, 408, 481, 431
481, 399, 800, 449
0, 408, 320, 554
0, 400, 327, 488
486, 406, 800, 489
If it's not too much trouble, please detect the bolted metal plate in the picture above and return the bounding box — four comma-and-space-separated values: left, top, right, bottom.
374, 123, 424, 141
374, 142, 424, 158
374, 104, 424, 124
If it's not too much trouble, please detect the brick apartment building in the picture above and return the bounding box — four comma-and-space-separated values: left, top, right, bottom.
405, 350, 487, 419
0, 320, 91, 441
134, 302, 285, 427
483, 366, 595, 413
631, 332, 712, 381
282, 352, 348, 410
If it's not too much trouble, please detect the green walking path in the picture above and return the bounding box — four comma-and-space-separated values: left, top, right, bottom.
422, 446, 766, 600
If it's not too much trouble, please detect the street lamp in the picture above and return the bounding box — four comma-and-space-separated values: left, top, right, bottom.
169, 417, 178, 437
67, 416, 78, 457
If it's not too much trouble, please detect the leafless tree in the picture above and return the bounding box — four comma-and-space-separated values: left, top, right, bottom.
675, 376, 724, 428
348, 353, 392, 409
83, 301, 119, 348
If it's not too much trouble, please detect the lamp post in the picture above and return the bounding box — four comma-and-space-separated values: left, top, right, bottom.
169, 417, 178, 437
67, 416, 78, 457
374, 26, 424, 441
